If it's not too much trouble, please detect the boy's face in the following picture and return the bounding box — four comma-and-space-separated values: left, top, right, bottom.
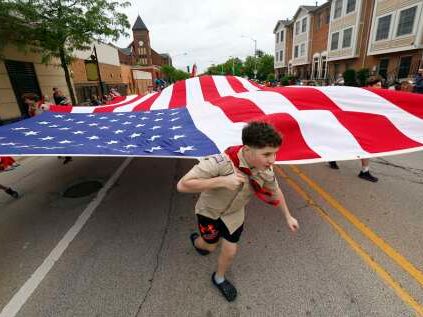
244, 145, 279, 171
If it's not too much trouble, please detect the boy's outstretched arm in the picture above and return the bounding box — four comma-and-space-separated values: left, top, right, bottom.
274, 188, 299, 232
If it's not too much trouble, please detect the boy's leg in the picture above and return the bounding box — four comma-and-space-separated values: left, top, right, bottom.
194, 235, 218, 252
216, 239, 238, 278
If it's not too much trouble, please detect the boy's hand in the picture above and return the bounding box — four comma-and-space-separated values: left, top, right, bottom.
221, 171, 248, 191
286, 216, 299, 232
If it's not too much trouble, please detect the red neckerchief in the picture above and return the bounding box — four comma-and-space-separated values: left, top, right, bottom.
225, 145, 280, 206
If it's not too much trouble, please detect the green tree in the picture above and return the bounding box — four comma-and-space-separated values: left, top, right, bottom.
357, 68, 370, 87
343, 69, 357, 86
256, 54, 274, 81
0, 0, 130, 105
160, 65, 190, 82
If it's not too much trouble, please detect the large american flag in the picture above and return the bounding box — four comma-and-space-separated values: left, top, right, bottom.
0, 75, 422, 164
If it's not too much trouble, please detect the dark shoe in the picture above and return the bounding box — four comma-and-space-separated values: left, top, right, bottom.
329, 161, 339, 169
358, 171, 378, 182
190, 233, 209, 256
211, 272, 237, 302
5, 188, 19, 199
63, 157, 72, 165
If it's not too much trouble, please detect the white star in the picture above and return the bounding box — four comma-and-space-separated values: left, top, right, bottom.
170, 135, 185, 140
170, 117, 180, 122
99, 126, 110, 130
135, 124, 145, 128
99, 116, 108, 120
14, 145, 29, 148
12, 127, 28, 131
175, 146, 195, 154
116, 113, 125, 116
65, 118, 74, 122
24, 131, 38, 136
155, 112, 164, 116
37, 121, 50, 125
148, 135, 161, 141
154, 118, 163, 122
145, 146, 162, 153
114, 129, 125, 134
49, 125, 59, 128
75, 121, 85, 124
59, 140, 72, 144
128, 115, 136, 118
54, 115, 64, 118
106, 140, 119, 145
1, 142, 17, 146
151, 126, 161, 130
140, 116, 149, 120
129, 133, 141, 138
87, 136, 100, 140
73, 131, 86, 135
59, 127, 71, 130
170, 126, 182, 130
170, 112, 179, 116
109, 119, 119, 122
124, 144, 137, 149
88, 123, 99, 126
40, 136, 54, 141
122, 121, 132, 125
87, 114, 95, 117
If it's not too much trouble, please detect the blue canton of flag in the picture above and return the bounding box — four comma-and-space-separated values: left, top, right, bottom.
0, 109, 219, 157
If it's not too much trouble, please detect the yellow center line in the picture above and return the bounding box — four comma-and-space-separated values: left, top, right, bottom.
275, 167, 423, 316
287, 165, 423, 288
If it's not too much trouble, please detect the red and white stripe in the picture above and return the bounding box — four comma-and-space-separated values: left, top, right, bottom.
49, 75, 423, 164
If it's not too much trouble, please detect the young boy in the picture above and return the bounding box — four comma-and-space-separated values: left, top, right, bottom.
177, 121, 299, 302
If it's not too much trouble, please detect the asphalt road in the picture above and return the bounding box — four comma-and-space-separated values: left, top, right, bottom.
0, 153, 422, 316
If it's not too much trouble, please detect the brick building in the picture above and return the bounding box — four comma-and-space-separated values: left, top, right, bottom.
274, 0, 423, 83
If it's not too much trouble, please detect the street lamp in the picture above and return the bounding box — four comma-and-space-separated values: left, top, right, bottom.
241, 35, 258, 79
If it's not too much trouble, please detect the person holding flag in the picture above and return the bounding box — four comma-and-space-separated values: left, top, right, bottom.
190, 63, 197, 77
177, 121, 299, 302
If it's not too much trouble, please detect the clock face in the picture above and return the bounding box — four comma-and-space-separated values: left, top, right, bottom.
138, 40, 144, 46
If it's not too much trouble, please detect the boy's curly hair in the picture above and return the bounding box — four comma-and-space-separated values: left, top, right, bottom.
242, 121, 282, 149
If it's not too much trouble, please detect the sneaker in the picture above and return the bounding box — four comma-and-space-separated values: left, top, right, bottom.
5, 188, 19, 199
358, 171, 378, 182
329, 161, 339, 169
63, 157, 72, 165
211, 272, 237, 302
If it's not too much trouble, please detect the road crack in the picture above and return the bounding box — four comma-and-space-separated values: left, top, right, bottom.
135, 160, 180, 316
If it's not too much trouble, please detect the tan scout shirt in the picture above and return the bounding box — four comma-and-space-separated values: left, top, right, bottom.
185, 150, 280, 234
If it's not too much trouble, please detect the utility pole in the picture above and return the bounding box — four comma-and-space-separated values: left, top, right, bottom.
93, 45, 105, 98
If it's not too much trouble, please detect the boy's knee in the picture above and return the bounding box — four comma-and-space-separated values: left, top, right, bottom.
221, 242, 238, 258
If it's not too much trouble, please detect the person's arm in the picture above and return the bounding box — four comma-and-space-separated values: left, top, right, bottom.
274, 187, 299, 232
177, 172, 246, 193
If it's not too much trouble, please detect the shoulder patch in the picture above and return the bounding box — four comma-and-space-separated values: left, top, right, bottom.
211, 154, 226, 164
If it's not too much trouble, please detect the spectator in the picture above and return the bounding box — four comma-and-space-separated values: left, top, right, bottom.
52, 88, 70, 105
21, 93, 44, 118
414, 68, 423, 94
90, 95, 102, 106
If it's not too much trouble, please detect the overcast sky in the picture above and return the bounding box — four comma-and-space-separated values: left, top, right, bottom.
113, 0, 327, 73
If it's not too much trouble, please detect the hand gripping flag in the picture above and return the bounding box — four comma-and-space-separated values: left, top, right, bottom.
0, 75, 422, 164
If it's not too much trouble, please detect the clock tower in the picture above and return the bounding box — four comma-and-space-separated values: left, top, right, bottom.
132, 15, 152, 66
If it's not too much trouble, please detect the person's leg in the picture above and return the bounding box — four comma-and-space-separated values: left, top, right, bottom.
190, 214, 220, 255
358, 159, 378, 182
0, 184, 19, 198
194, 235, 218, 253
216, 239, 238, 279
0, 184, 7, 191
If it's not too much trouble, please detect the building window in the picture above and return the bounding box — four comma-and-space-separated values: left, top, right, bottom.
322, 56, 327, 79
295, 21, 300, 35
378, 58, 389, 79
326, 10, 331, 23
294, 45, 299, 58
331, 32, 340, 50
396, 6, 417, 37
376, 15, 392, 41
280, 30, 284, 42
275, 33, 279, 43
334, 0, 343, 19
300, 43, 306, 56
280, 50, 284, 62
302, 17, 307, 33
346, 0, 356, 14
317, 13, 321, 29
342, 27, 353, 48
397, 56, 412, 78
313, 57, 319, 79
